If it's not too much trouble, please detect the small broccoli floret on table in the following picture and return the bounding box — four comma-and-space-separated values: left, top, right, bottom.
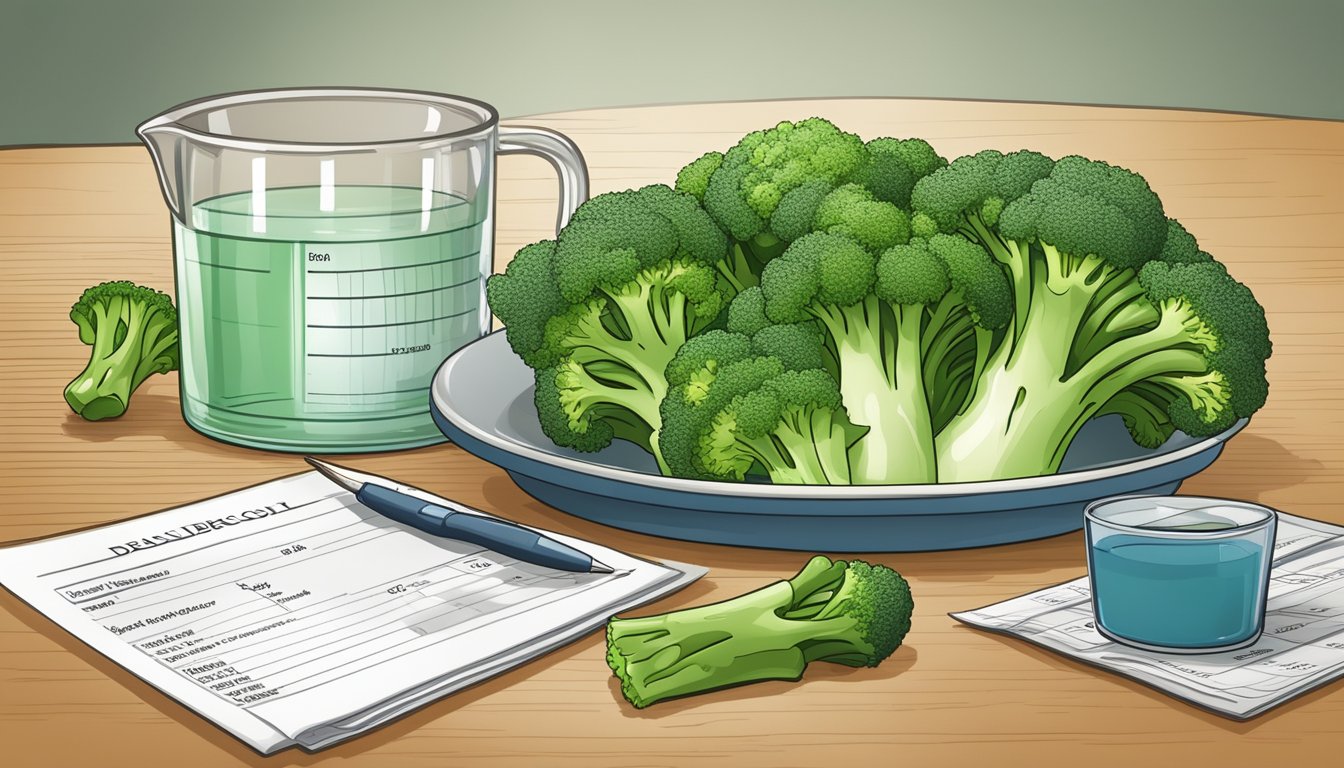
606, 555, 914, 709
64, 280, 179, 421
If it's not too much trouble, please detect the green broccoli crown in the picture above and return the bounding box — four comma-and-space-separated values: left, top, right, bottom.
732, 368, 844, 440
71, 280, 178, 335
486, 240, 566, 368
759, 229, 1008, 330
486, 186, 734, 468
553, 184, 729, 302
659, 330, 761, 478
874, 240, 951, 306
674, 151, 724, 203
813, 183, 912, 254
700, 118, 867, 242
605, 555, 913, 708
910, 149, 1055, 236
660, 345, 784, 480
659, 330, 858, 482
784, 556, 915, 666
65, 280, 179, 421
1155, 218, 1221, 267
725, 285, 771, 336
769, 179, 835, 244
748, 322, 828, 372
664, 329, 754, 390
724, 288, 829, 370
853, 137, 948, 208
917, 234, 1014, 329
997, 155, 1168, 270
760, 232, 876, 324
1136, 260, 1271, 433
531, 362, 617, 452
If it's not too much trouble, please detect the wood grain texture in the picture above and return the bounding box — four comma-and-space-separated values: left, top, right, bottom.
1, 98, 1341, 768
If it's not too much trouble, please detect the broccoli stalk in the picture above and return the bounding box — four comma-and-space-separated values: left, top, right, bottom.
913, 153, 1271, 480
754, 230, 1011, 484
64, 281, 179, 420
606, 556, 913, 708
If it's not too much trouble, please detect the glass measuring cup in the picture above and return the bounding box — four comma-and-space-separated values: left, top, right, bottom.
138, 88, 587, 452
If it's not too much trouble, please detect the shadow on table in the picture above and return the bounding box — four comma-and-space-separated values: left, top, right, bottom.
1182, 431, 1326, 501
610, 643, 919, 719
59, 391, 183, 443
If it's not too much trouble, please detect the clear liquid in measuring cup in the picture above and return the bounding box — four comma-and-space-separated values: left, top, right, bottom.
173, 184, 489, 451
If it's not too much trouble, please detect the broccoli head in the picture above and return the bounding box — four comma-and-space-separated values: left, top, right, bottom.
64, 281, 179, 420
659, 329, 865, 484
914, 153, 1271, 480
678, 119, 945, 292
485, 185, 731, 471
606, 555, 914, 708
755, 229, 1010, 483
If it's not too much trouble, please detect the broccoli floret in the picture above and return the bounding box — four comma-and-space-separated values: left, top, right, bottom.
64, 281, 179, 420
853, 137, 948, 208
659, 329, 865, 484
606, 555, 914, 708
915, 154, 1272, 480
485, 185, 730, 471
812, 183, 911, 253
756, 230, 1009, 483
703, 118, 867, 243
682, 119, 945, 294
674, 151, 724, 204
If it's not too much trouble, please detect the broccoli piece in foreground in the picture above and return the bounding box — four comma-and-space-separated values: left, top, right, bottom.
606, 556, 913, 708
64, 281, 179, 420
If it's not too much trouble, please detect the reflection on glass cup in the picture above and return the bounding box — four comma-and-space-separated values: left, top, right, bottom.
1084, 496, 1277, 654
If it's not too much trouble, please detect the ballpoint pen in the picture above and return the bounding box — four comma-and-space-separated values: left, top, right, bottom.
304, 457, 614, 574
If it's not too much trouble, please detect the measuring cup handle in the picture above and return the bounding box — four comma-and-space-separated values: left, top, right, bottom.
498, 125, 590, 234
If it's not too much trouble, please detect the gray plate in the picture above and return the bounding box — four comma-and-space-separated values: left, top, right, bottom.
430, 332, 1247, 552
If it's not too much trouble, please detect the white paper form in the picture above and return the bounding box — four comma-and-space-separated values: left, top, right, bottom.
951, 511, 1344, 719
0, 473, 703, 753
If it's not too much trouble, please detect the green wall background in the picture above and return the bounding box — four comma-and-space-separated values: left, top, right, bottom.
3, 0, 1341, 146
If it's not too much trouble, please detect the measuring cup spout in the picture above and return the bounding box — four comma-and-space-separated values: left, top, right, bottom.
137, 120, 187, 220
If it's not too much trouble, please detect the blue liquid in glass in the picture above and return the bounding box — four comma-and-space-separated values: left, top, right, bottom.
1092, 534, 1265, 648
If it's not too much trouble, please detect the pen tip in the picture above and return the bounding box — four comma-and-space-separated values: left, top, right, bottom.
589, 560, 615, 574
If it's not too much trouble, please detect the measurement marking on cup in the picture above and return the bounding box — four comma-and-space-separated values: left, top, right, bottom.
306, 249, 481, 274
308, 277, 477, 301
187, 258, 271, 274
309, 387, 429, 397
306, 307, 477, 330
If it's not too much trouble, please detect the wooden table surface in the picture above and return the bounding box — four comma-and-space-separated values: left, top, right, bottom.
1, 98, 1341, 768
